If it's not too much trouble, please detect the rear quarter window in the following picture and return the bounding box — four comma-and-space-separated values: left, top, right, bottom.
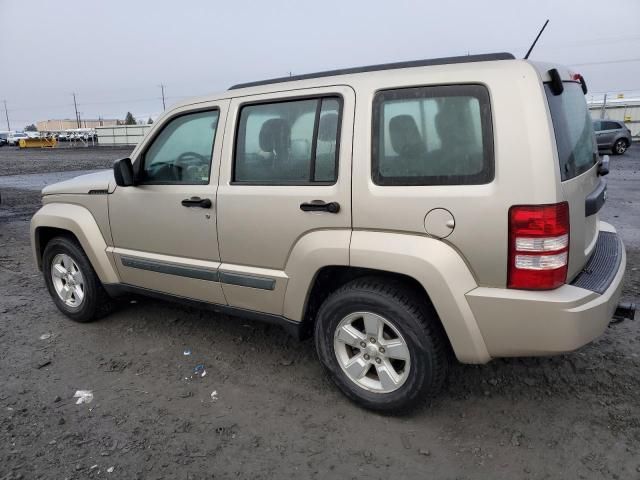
545, 82, 597, 181
372, 84, 494, 186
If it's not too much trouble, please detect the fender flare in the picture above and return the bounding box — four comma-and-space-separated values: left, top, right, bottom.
30, 203, 120, 284
349, 231, 490, 363
282, 229, 351, 321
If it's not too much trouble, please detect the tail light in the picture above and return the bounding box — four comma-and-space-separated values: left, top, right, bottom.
508, 202, 569, 290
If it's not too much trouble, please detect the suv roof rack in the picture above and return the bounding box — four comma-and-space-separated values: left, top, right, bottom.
229, 52, 514, 90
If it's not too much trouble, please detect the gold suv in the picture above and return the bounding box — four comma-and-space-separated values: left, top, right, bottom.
31, 53, 634, 412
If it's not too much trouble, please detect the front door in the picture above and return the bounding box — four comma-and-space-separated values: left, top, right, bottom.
109, 101, 228, 304
216, 87, 355, 315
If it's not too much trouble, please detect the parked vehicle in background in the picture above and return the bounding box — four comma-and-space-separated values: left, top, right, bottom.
65, 128, 96, 141
25, 131, 40, 139
7, 132, 29, 146
593, 120, 632, 155
30, 53, 634, 412
0, 132, 8, 147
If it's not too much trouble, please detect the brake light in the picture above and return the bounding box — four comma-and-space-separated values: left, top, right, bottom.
508, 202, 569, 290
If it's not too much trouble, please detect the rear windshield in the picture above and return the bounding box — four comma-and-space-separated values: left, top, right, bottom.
545, 82, 597, 181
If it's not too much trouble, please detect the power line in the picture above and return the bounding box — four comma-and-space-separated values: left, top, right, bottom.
570, 57, 640, 67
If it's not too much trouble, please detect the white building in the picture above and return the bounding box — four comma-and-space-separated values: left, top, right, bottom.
96, 124, 152, 146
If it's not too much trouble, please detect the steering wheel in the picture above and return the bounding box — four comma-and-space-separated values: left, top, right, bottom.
176, 151, 207, 166
176, 151, 209, 182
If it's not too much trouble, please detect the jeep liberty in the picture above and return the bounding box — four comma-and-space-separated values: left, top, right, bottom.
31, 53, 635, 412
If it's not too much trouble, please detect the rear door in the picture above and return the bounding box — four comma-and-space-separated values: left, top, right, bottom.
597, 120, 619, 148
545, 81, 601, 280
593, 120, 607, 148
216, 86, 354, 315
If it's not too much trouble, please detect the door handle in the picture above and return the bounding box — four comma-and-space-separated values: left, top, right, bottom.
181, 197, 212, 208
300, 200, 340, 213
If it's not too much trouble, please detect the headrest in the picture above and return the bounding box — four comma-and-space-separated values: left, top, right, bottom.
389, 114, 425, 156
259, 118, 290, 152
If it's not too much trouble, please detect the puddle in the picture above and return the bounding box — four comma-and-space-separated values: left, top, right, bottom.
0, 169, 106, 191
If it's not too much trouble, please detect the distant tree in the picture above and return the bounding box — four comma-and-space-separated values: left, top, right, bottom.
124, 112, 137, 125
24, 124, 37, 131
147, 117, 153, 124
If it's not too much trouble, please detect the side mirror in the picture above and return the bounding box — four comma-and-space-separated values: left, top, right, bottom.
598, 155, 609, 176
114, 158, 135, 186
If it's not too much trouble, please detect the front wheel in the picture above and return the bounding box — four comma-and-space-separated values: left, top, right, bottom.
314, 278, 449, 413
42, 236, 114, 322
613, 139, 628, 155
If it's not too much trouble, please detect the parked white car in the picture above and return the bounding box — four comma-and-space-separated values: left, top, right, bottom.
7, 132, 29, 146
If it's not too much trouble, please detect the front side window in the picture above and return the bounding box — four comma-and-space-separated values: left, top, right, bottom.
234, 97, 341, 184
141, 110, 219, 184
372, 84, 494, 186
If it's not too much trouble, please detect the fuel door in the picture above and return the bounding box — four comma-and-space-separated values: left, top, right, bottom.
424, 208, 455, 239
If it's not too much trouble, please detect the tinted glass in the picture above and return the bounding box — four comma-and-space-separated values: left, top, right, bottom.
545, 83, 597, 181
603, 121, 620, 130
592, 120, 602, 131
315, 98, 340, 181
372, 85, 493, 186
234, 97, 340, 183
142, 110, 219, 184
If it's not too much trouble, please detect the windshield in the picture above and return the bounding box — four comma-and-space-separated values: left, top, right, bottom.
545, 82, 597, 181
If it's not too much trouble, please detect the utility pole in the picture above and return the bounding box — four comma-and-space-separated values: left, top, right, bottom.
159, 84, 166, 110
600, 93, 607, 120
3, 100, 10, 131
72, 93, 80, 128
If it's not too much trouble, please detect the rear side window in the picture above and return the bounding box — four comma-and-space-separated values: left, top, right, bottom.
545, 82, 597, 181
233, 97, 341, 184
372, 84, 494, 186
602, 121, 621, 130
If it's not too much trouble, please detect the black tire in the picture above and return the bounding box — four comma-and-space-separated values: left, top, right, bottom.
314, 277, 449, 413
613, 139, 628, 155
42, 236, 114, 322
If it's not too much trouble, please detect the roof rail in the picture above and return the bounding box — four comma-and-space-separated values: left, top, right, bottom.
229, 52, 514, 90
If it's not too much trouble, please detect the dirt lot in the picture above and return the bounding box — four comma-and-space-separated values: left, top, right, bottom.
0, 145, 639, 479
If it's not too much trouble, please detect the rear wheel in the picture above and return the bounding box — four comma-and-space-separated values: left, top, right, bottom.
43, 236, 114, 322
613, 139, 628, 155
314, 277, 449, 413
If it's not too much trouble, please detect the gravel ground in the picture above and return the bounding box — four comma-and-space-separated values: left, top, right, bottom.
0, 146, 639, 479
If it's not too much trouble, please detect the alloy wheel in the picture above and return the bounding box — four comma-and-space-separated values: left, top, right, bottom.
51, 253, 85, 308
333, 311, 411, 393
615, 140, 627, 154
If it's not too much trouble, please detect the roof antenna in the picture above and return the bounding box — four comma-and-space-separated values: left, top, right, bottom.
524, 19, 549, 59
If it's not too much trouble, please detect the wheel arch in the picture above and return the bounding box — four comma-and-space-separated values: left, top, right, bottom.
31, 203, 120, 284
299, 265, 447, 337
290, 231, 491, 363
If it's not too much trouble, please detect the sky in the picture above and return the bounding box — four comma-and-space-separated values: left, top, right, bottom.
1, 0, 639, 129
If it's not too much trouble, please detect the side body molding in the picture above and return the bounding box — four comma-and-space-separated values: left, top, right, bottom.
349, 231, 490, 364
30, 203, 120, 284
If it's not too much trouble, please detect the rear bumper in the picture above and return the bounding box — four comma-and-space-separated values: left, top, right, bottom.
466, 222, 626, 358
